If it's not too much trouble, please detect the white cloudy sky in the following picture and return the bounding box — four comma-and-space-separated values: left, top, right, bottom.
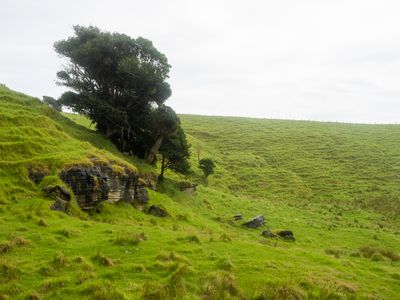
1, 0, 400, 123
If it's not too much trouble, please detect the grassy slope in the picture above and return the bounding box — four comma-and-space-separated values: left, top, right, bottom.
0, 85, 399, 299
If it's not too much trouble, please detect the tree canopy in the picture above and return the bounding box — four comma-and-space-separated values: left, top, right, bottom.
55, 25, 178, 163
199, 158, 215, 179
158, 126, 191, 180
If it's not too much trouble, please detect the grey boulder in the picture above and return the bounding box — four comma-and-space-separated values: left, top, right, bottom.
242, 215, 264, 228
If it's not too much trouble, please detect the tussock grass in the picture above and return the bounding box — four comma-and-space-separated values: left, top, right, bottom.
92, 252, 114, 267
255, 281, 305, 300
156, 251, 188, 264
0, 236, 30, 254
54, 228, 80, 238
113, 232, 146, 246
81, 281, 126, 300
202, 271, 241, 300
41, 279, 66, 293
52, 251, 68, 269
358, 245, 400, 262
325, 247, 347, 258
0, 261, 18, 281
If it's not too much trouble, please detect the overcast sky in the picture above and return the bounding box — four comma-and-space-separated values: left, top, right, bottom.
1, 0, 400, 123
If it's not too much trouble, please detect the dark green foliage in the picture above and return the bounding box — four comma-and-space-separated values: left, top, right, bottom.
199, 158, 215, 179
55, 25, 178, 162
42, 96, 62, 111
158, 126, 190, 180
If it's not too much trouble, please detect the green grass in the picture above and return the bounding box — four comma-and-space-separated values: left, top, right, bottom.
0, 84, 399, 299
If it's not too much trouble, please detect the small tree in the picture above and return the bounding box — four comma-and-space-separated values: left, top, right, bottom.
158, 126, 190, 181
199, 158, 215, 179
42, 96, 62, 111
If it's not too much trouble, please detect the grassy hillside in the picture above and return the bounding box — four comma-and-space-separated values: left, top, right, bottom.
181, 115, 400, 216
0, 85, 400, 299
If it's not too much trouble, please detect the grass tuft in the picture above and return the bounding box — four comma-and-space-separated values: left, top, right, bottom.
92, 252, 114, 267
113, 232, 146, 246
0, 261, 18, 281
202, 271, 241, 300
81, 281, 126, 299
359, 246, 400, 262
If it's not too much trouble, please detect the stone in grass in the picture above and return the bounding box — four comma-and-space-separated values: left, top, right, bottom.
233, 214, 243, 221
148, 205, 168, 217
261, 230, 278, 238
43, 185, 71, 212
276, 230, 295, 241
242, 215, 264, 228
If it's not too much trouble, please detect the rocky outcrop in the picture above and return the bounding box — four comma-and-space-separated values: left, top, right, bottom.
242, 215, 265, 228
43, 185, 71, 212
134, 183, 149, 206
60, 163, 142, 210
139, 173, 158, 191
28, 168, 50, 185
148, 205, 168, 217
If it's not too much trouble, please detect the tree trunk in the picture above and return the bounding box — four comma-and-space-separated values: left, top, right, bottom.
145, 135, 163, 164
106, 127, 118, 138
159, 155, 166, 181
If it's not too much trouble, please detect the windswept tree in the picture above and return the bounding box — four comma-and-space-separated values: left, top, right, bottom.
199, 158, 215, 179
55, 25, 175, 162
158, 126, 190, 181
